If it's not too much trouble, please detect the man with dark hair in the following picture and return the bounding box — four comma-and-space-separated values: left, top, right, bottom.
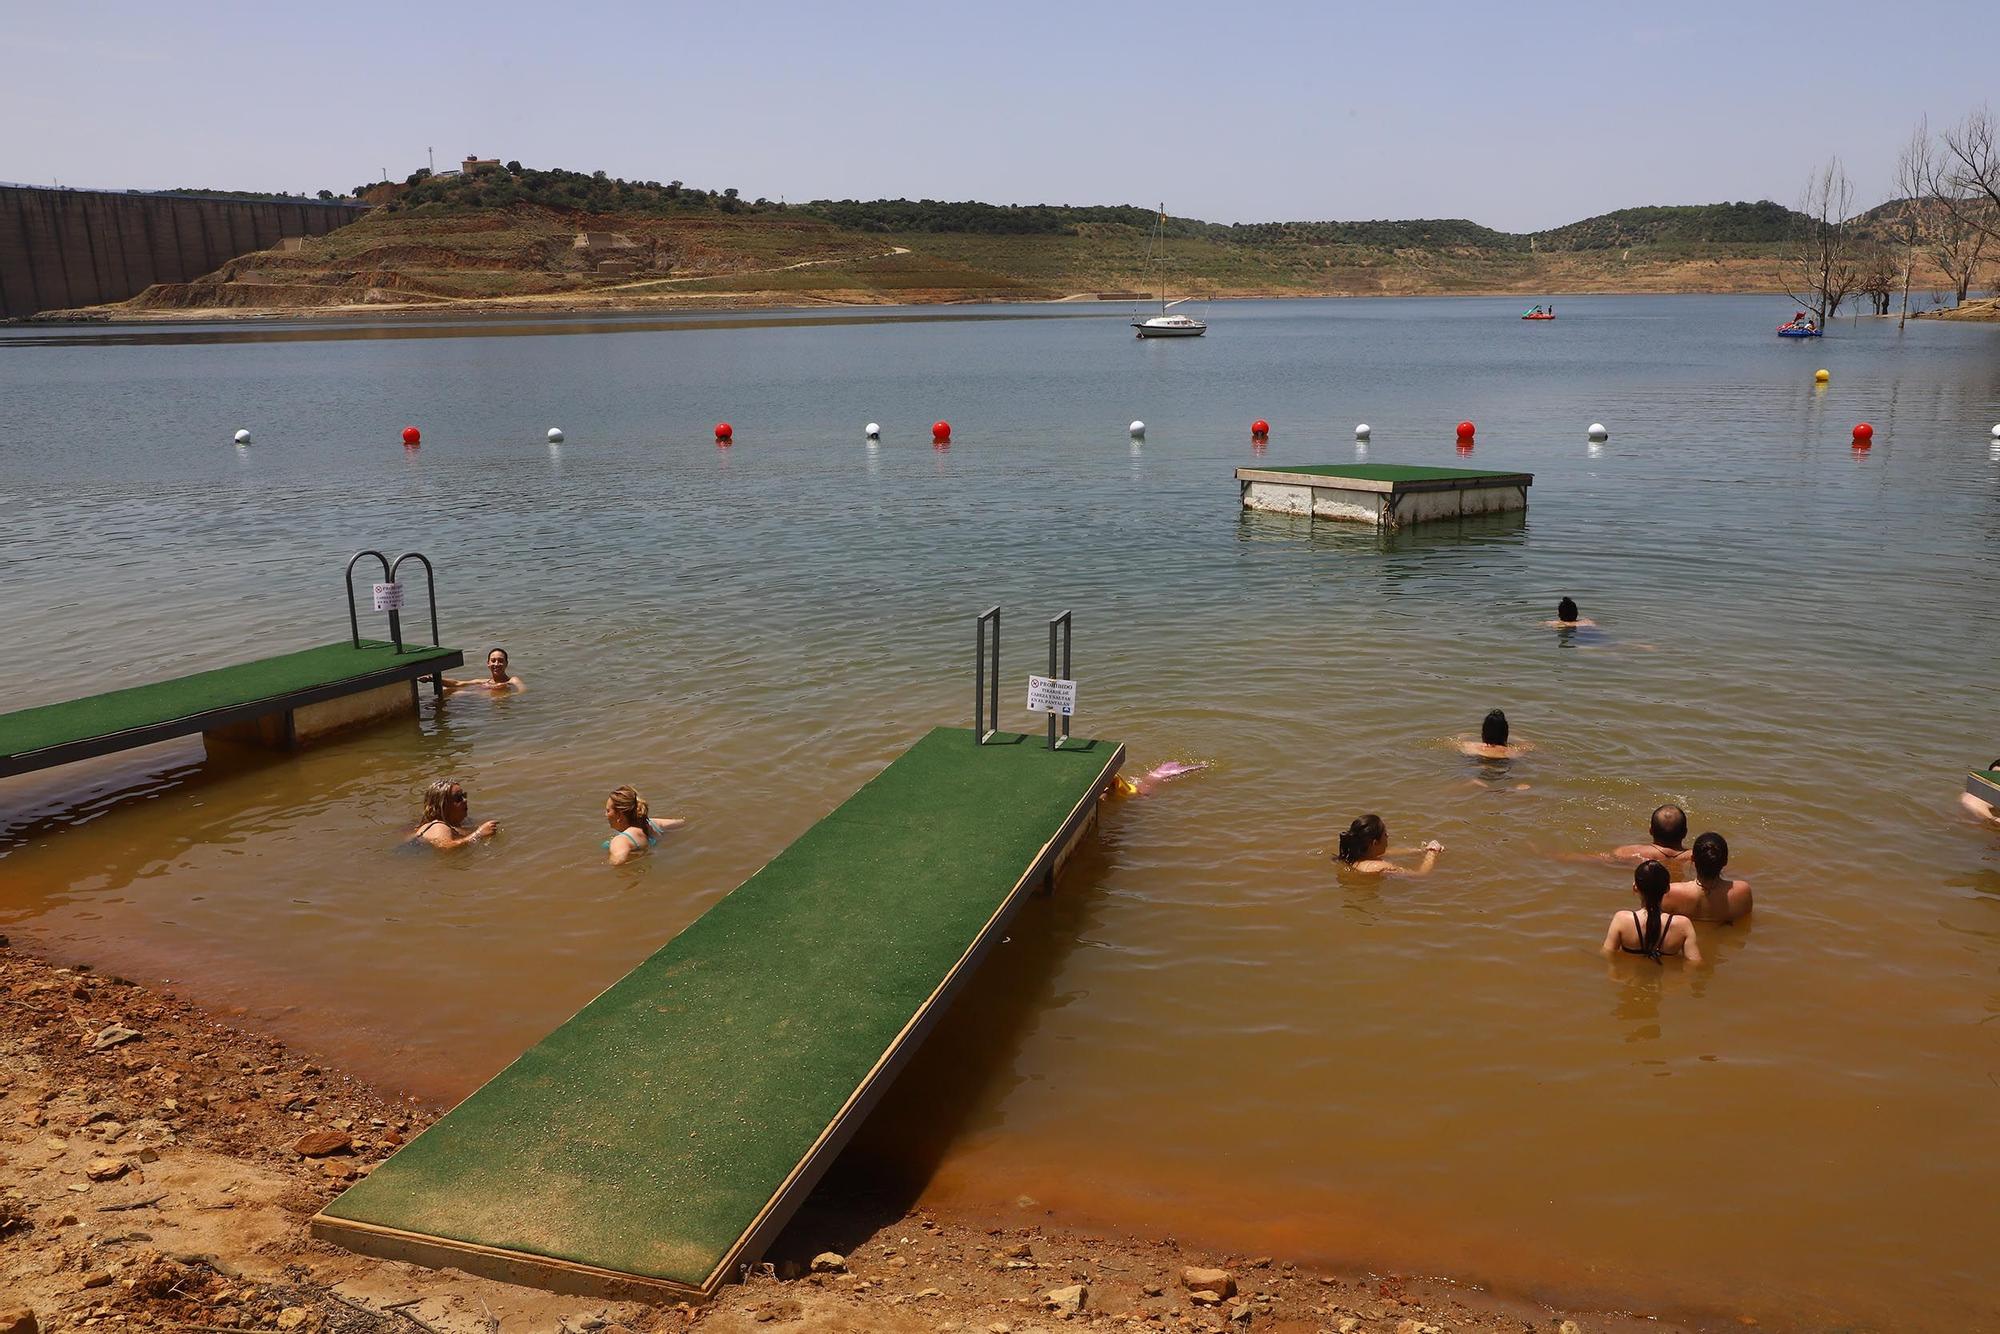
1665, 832, 1753, 922
1544, 597, 1595, 628
445, 647, 525, 694
1458, 708, 1532, 759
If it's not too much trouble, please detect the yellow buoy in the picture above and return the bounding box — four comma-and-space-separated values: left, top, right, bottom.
1815, 369, 1830, 383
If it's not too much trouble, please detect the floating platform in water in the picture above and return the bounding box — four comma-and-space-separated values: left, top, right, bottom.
1968, 768, 2000, 805
1237, 462, 1534, 528
313, 724, 1124, 1301
0, 640, 462, 778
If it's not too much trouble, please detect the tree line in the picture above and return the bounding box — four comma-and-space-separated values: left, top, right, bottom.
1786, 106, 1998, 327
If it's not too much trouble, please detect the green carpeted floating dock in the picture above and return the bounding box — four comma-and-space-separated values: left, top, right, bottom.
1237, 462, 1534, 528
0, 640, 462, 777
1969, 769, 2000, 805
313, 725, 1124, 1301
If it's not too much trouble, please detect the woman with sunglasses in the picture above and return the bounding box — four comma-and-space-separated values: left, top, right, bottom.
406, 778, 500, 850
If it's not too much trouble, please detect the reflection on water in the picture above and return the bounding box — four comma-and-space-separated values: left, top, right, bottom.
4, 295, 2000, 1330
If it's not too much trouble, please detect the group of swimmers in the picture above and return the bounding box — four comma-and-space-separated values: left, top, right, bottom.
401, 647, 687, 866
1331, 598, 1757, 965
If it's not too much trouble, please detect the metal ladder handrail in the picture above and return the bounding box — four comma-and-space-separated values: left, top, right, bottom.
974, 606, 1000, 744
344, 551, 394, 649
389, 551, 442, 648
1047, 610, 1072, 751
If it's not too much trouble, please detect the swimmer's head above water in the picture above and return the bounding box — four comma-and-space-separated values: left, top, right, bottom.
606, 784, 649, 830
486, 648, 511, 681
1691, 831, 1729, 879
1336, 813, 1388, 864
1481, 710, 1510, 746
421, 778, 469, 825
1650, 803, 1688, 849
1557, 597, 1578, 622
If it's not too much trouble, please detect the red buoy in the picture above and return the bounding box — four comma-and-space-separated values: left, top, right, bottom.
1251, 419, 1270, 437
401, 426, 421, 446
931, 420, 951, 443
1852, 422, 1874, 444
1456, 420, 1475, 440
714, 422, 733, 443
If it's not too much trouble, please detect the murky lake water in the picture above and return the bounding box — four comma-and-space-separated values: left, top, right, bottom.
4, 295, 1999, 1330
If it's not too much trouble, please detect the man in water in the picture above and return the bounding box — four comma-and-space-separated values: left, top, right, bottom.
1664, 831, 1752, 923
1543, 597, 1595, 629
445, 647, 524, 695
1602, 804, 1692, 868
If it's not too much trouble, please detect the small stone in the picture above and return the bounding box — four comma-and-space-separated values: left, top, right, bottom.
1337, 1321, 1360, 1334
85, 1159, 128, 1181
137, 1148, 159, 1164
1044, 1285, 1088, 1313
810, 1251, 846, 1273
1142, 1285, 1164, 1298
291, 1130, 351, 1158
81, 1273, 113, 1290
1558, 1324, 1581, 1334
86, 1026, 140, 1052
1181, 1269, 1237, 1299
0, 1309, 37, 1334
1188, 1291, 1224, 1307
55, 1214, 78, 1228
321, 1161, 355, 1181
1228, 1306, 1252, 1324
275, 1309, 309, 1331
989, 1324, 1014, 1334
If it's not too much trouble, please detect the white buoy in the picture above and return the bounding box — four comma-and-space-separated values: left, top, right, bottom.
1992, 423, 2000, 439
1129, 420, 1146, 438
1588, 422, 1608, 440
1354, 423, 1371, 440
865, 422, 881, 439
547, 427, 564, 443
233, 428, 252, 444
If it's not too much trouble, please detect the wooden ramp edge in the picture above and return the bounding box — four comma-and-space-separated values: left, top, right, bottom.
311, 730, 1124, 1301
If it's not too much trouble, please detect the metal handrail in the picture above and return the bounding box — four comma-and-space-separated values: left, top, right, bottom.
390, 551, 442, 648
974, 606, 1000, 744
344, 550, 393, 648
1047, 610, 1072, 750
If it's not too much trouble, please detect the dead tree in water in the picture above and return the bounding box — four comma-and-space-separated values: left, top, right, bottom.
1783, 159, 1860, 328
1894, 122, 1934, 329
1855, 242, 1899, 316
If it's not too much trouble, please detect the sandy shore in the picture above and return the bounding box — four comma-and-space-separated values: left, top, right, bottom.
0, 934, 1698, 1334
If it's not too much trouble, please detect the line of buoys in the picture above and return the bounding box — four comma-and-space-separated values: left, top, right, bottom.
1455, 420, 1475, 441
1852, 422, 1873, 447
865, 422, 881, 439
233, 428, 252, 444
931, 420, 951, 443
401, 426, 421, 446
1815, 369, 1830, 383
1251, 419, 1269, 439
546, 427, 564, 443
1588, 422, 1608, 441
1354, 423, 1370, 440
714, 422, 733, 443
1129, 420, 1146, 439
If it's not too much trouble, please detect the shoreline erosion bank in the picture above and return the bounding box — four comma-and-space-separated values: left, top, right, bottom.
1, 933, 1694, 1334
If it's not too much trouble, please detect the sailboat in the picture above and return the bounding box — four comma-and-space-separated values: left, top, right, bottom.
1133, 204, 1207, 338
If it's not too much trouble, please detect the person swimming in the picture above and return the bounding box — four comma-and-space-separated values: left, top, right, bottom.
1105, 759, 1212, 799
1543, 597, 1596, 629
1334, 813, 1442, 876
405, 778, 498, 850
1601, 804, 1693, 868
1459, 709, 1532, 760
445, 647, 525, 695
1664, 831, 1753, 923
1601, 859, 1701, 963
603, 784, 687, 865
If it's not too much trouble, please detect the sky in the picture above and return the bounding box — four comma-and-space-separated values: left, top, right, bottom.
2, 0, 1992, 232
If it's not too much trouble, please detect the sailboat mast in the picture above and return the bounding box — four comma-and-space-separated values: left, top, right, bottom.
1158, 203, 1167, 315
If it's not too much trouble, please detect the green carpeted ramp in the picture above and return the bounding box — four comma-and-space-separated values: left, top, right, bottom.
0, 640, 462, 777
1237, 462, 1534, 486
313, 726, 1124, 1300
1969, 769, 2000, 804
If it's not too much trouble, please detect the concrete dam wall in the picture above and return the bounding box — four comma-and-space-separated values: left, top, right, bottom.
0, 186, 367, 319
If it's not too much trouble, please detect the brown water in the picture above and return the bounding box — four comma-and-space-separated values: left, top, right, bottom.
4, 296, 1999, 1330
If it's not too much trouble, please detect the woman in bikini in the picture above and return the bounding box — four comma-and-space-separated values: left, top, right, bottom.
1601, 859, 1700, 963
1333, 813, 1443, 875
406, 779, 499, 850
604, 785, 687, 865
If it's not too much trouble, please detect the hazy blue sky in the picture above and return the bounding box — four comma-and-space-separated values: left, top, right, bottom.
3, 0, 1991, 231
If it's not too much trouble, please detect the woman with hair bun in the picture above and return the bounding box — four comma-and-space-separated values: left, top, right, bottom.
1600, 859, 1701, 963
603, 785, 687, 865
1332, 813, 1442, 876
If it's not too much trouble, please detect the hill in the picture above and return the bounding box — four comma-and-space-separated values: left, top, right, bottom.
48, 163, 1912, 318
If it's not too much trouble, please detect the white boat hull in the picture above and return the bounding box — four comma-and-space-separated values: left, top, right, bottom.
1133, 316, 1206, 338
